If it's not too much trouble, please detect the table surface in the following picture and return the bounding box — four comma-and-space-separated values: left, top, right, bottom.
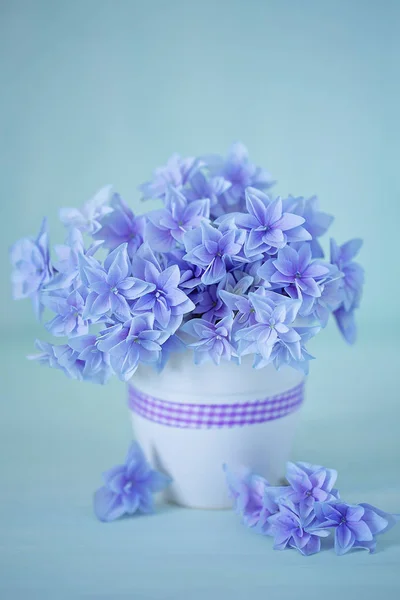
1, 328, 399, 599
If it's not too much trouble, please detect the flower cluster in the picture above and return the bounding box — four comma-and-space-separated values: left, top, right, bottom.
225, 461, 398, 556
10, 143, 364, 383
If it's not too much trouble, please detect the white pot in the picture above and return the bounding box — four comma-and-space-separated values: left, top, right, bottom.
129, 351, 304, 509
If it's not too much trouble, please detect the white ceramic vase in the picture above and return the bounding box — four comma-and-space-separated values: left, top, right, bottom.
129, 351, 304, 509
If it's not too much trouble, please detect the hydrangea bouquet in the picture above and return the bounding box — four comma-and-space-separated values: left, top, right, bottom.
10, 143, 364, 384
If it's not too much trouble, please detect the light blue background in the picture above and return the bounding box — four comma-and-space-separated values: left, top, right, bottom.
1, 1, 399, 598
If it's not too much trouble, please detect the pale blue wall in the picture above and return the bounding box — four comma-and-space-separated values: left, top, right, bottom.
1, 0, 399, 336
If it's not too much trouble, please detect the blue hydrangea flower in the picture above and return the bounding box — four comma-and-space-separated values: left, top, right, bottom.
154, 334, 186, 372
285, 462, 338, 507
308, 266, 343, 327
46, 228, 102, 292
330, 238, 364, 344
334, 306, 358, 345
28, 340, 85, 380
28, 340, 69, 373
230, 287, 268, 331
257, 325, 320, 375
283, 195, 334, 258
181, 314, 236, 365
203, 142, 274, 210
218, 272, 255, 311
146, 186, 210, 252
81, 244, 154, 322
235, 189, 310, 257
42, 289, 88, 337
59, 186, 113, 234
176, 257, 203, 291
50, 228, 85, 289
68, 334, 111, 384
183, 221, 245, 285
94, 441, 171, 522
255, 486, 293, 535
93, 193, 146, 257
131, 245, 195, 332
186, 170, 232, 217
97, 314, 162, 381
223, 464, 270, 527
192, 283, 231, 322
268, 500, 331, 555
314, 501, 397, 555
259, 244, 330, 316
11, 143, 366, 383
330, 239, 364, 312
10, 218, 53, 319
139, 154, 200, 200
235, 293, 301, 363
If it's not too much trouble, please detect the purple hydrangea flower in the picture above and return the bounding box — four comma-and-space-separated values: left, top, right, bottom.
225, 459, 399, 557
283, 195, 334, 258
94, 441, 171, 522
131, 245, 195, 332
218, 272, 255, 311
68, 334, 111, 384
47, 228, 102, 292
223, 464, 270, 527
268, 500, 330, 556
314, 501, 397, 555
256, 486, 293, 535
230, 287, 268, 331
334, 306, 358, 345
235, 189, 310, 257
81, 244, 154, 322
50, 228, 85, 289
183, 221, 245, 285
176, 258, 203, 291
42, 289, 88, 337
256, 325, 320, 375
311, 267, 343, 327
10, 218, 53, 319
11, 143, 366, 384
285, 462, 338, 507
330, 238, 364, 344
181, 314, 236, 365
59, 186, 113, 234
139, 154, 200, 200
331, 239, 364, 312
259, 244, 330, 316
93, 193, 146, 257
235, 293, 301, 363
154, 334, 186, 372
192, 283, 231, 322
203, 142, 274, 210
96, 314, 162, 381
146, 186, 210, 252
186, 170, 232, 217
28, 340, 69, 373
28, 340, 85, 380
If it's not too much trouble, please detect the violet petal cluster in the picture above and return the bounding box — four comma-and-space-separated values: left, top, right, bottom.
11, 143, 364, 383
330, 238, 364, 343
225, 461, 397, 556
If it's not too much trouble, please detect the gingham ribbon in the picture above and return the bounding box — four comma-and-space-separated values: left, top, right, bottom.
128, 381, 304, 429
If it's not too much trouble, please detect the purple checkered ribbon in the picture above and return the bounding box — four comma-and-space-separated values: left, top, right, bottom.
128, 381, 304, 429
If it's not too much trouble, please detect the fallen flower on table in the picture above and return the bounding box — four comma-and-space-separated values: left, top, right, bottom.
224, 461, 398, 556
94, 441, 171, 522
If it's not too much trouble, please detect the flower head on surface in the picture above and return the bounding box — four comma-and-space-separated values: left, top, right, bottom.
11, 143, 364, 383
223, 462, 400, 556
93, 441, 171, 522
224, 461, 398, 556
